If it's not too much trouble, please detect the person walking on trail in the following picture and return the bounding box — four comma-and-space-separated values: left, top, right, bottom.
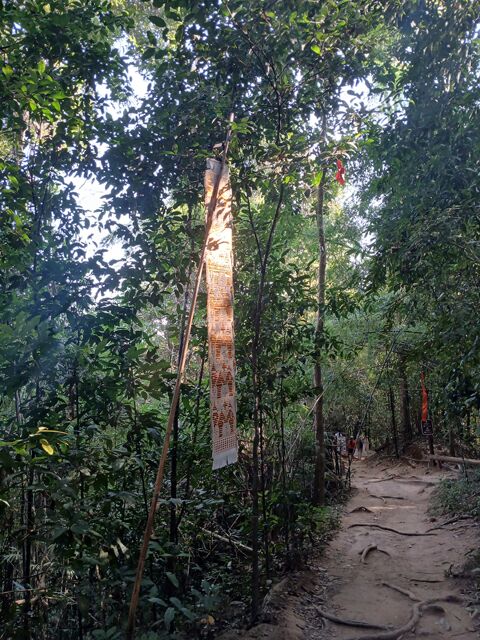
347, 436, 356, 462
363, 434, 370, 457
356, 435, 364, 460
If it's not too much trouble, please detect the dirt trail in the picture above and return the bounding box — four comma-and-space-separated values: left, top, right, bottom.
303, 461, 478, 639
220, 459, 479, 640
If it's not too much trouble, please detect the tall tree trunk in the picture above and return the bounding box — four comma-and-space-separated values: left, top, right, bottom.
428, 431, 435, 458
167, 290, 189, 594
398, 354, 412, 446
448, 422, 456, 457
23, 463, 34, 638
178, 342, 207, 527
279, 333, 289, 568
1, 512, 14, 618
23, 169, 45, 639
169, 407, 179, 547
258, 385, 270, 579
166, 405, 179, 609
249, 185, 284, 623
250, 359, 261, 623
313, 167, 327, 507
388, 386, 399, 458
169, 206, 192, 552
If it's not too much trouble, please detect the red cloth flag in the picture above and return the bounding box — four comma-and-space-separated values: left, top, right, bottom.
420, 372, 428, 423
335, 159, 346, 185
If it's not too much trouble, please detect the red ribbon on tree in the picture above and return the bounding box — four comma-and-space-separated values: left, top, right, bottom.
420, 371, 428, 423
335, 158, 346, 186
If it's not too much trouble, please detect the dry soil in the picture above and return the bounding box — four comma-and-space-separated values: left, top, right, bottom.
219, 458, 479, 640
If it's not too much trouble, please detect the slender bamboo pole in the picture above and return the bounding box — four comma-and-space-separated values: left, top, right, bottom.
126, 115, 234, 639
389, 386, 400, 459
312, 131, 327, 507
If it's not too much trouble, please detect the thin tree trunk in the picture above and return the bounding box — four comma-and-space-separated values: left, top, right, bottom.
388, 386, 399, 458
169, 405, 179, 547
1, 518, 15, 617
167, 319, 188, 598
24, 464, 34, 639
313, 162, 327, 507
133, 381, 148, 519
14, 389, 22, 434
279, 332, 289, 567
250, 185, 284, 623
75, 355, 86, 638
169, 207, 193, 552
398, 354, 412, 445
250, 362, 261, 623
258, 385, 270, 579
428, 432, 435, 458
449, 422, 455, 457
166, 404, 179, 611
178, 343, 207, 527
23, 170, 44, 639
169, 267, 191, 554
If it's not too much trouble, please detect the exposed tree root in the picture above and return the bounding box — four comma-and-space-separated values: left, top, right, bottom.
401, 457, 417, 469
350, 506, 374, 514
358, 544, 391, 563
348, 523, 437, 537
360, 544, 377, 563
426, 515, 473, 532
367, 492, 386, 503
367, 476, 397, 484
345, 596, 462, 640
409, 577, 444, 583
395, 478, 436, 486
377, 495, 405, 500
382, 581, 420, 601
314, 606, 390, 630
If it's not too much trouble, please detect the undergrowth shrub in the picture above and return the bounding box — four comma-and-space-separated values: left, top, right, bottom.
432, 470, 480, 519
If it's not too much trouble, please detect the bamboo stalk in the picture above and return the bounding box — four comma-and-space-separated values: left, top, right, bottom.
126, 115, 234, 640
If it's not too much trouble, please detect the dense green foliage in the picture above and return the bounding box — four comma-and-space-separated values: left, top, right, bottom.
1, 1, 479, 638
361, 0, 480, 436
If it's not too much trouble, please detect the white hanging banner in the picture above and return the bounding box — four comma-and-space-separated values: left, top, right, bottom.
204, 158, 238, 470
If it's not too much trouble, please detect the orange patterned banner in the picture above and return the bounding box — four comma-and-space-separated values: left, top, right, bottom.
204, 158, 238, 469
